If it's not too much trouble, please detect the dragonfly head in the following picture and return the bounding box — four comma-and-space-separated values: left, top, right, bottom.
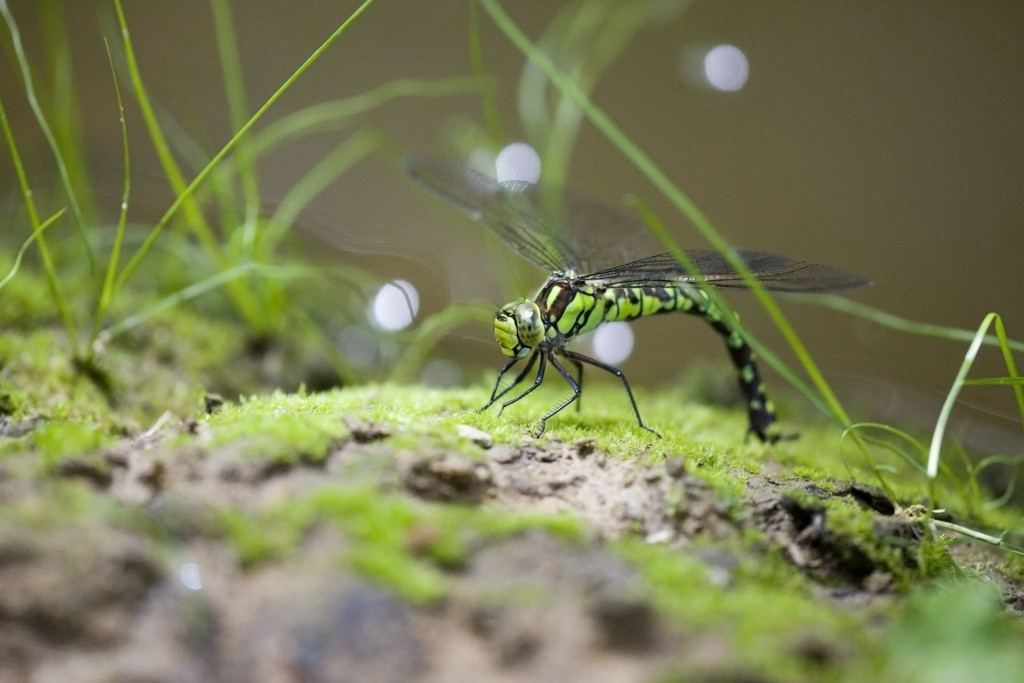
494, 299, 544, 358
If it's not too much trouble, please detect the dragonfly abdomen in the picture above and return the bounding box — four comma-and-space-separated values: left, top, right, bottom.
599, 284, 705, 324
539, 278, 779, 441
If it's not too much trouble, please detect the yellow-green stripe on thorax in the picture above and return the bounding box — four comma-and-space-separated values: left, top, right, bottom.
537, 278, 711, 339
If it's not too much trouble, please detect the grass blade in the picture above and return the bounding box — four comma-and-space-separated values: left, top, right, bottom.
926, 313, 1022, 479
0, 0, 94, 270
93, 38, 132, 346
0, 208, 66, 291
478, 0, 855, 430
264, 130, 380, 248
111, 0, 378, 300
0, 93, 79, 354
809, 295, 1024, 354
211, 0, 261, 257
243, 77, 485, 162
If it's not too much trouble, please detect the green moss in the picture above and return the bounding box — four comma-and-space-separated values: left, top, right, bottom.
780, 487, 960, 590
0, 479, 155, 545
0, 480, 106, 528
219, 482, 584, 603
31, 421, 112, 457
0, 329, 109, 422
1000, 551, 1024, 584
200, 394, 349, 464
615, 536, 879, 679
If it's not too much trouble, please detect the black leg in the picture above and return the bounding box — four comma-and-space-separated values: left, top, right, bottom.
569, 356, 584, 413
532, 353, 583, 436
481, 351, 538, 411
561, 349, 660, 437
497, 351, 548, 415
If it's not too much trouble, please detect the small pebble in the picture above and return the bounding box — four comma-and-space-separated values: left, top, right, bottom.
488, 445, 520, 464
456, 424, 493, 449
645, 529, 674, 544
574, 437, 596, 458
664, 457, 686, 479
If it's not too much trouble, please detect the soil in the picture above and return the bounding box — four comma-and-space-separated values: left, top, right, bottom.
1, 405, 1023, 681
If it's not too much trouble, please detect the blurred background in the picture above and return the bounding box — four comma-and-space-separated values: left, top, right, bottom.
1, 1, 1022, 453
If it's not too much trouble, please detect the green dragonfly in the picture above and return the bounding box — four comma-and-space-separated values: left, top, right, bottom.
404, 156, 871, 442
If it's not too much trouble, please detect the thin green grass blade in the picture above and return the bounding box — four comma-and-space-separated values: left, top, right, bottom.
841, 422, 928, 502
244, 77, 484, 162
39, 2, 95, 223
468, 0, 503, 145
519, 0, 652, 189
211, 0, 261, 257
927, 313, 1020, 480
0, 208, 66, 291
112, 0, 228, 269
963, 378, 1024, 386
971, 454, 1021, 510
263, 130, 380, 248
478, 0, 855, 430
389, 302, 496, 384
112, 0, 264, 332
0, 0, 93, 271
93, 39, 132, 346
990, 314, 1024, 423
102, 261, 315, 340
931, 519, 1024, 557
809, 295, 1024, 354
111, 0, 378, 298
0, 93, 78, 354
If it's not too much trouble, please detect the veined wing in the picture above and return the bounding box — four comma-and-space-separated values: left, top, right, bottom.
404, 156, 661, 275
583, 250, 872, 293
404, 156, 579, 274
405, 157, 871, 292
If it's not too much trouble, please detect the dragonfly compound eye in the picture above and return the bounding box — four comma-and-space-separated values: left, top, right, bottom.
513, 301, 544, 348
493, 299, 543, 358
493, 303, 521, 357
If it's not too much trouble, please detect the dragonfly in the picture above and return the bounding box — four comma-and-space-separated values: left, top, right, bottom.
404, 155, 871, 442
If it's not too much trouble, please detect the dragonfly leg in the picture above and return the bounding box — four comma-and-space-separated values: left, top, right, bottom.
535, 353, 583, 436
561, 349, 661, 438
568, 356, 584, 413
481, 351, 538, 411
497, 351, 548, 416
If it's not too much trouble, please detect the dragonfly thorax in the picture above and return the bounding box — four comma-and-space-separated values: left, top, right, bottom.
494, 299, 544, 358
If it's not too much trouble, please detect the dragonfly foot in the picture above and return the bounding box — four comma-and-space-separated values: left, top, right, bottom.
747, 424, 798, 444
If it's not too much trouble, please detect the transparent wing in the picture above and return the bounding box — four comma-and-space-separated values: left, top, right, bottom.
584, 250, 872, 292
404, 156, 659, 275
405, 156, 871, 292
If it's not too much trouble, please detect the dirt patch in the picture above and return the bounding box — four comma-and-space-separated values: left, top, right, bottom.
1, 413, 1021, 681
481, 436, 739, 546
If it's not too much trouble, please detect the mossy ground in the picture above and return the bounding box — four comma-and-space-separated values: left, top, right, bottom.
1, 293, 1023, 681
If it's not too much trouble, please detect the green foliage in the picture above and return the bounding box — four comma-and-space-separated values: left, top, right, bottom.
0, 0, 485, 396
880, 581, 1024, 682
